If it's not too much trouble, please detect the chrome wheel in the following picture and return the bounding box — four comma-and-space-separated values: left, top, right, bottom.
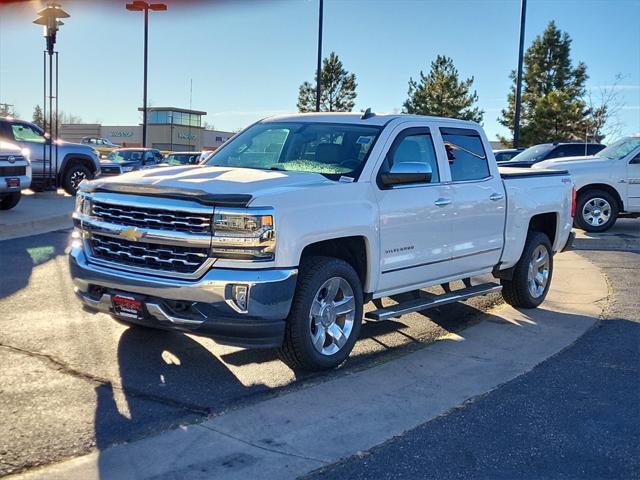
309, 277, 356, 356
527, 245, 550, 298
582, 197, 611, 227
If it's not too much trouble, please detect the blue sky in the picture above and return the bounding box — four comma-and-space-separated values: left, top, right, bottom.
0, 0, 638, 141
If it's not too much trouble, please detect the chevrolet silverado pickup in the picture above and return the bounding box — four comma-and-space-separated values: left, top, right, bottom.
533, 134, 640, 232
70, 113, 574, 371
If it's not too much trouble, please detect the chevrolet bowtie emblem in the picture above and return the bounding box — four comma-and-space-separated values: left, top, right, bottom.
120, 227, 144, 242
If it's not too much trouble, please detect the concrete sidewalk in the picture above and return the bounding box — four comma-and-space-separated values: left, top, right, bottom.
0, 190, 74, 241
12, 252, 609, 480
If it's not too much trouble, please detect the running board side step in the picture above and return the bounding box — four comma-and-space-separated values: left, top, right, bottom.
365, 282, 502, 322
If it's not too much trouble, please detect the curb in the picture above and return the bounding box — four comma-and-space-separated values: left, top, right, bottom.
0, 215, 72, 241
572, 235, 640, 252
12, 252, 609, 480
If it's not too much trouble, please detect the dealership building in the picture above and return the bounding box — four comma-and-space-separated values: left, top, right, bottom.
60, 107, 234, 151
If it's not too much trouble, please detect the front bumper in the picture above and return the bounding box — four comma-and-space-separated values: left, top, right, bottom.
69, 245, 297, 348
1, 174, 31, 193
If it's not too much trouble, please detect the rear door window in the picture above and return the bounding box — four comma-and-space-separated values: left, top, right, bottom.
440, 128, 490, 182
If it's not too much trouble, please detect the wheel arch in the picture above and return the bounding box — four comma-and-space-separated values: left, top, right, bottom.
577, 183, 625, 212
58, 153, 98, 182
299, 236, 370, 293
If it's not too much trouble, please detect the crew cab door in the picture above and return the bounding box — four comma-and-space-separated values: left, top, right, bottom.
375, 125, 453, 294
438, 126, 505, 275
628, 149, 640, 211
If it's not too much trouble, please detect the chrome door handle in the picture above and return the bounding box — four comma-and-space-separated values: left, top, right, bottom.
490, 193, 505, 201
434, 198, 452, 207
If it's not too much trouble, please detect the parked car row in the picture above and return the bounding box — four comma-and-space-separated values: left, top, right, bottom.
494, 137, 640, 231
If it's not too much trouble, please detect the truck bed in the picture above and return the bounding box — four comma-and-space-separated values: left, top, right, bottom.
499, 166, 569, 179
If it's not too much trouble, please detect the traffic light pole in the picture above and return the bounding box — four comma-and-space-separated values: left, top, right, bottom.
513, 0, 527, 148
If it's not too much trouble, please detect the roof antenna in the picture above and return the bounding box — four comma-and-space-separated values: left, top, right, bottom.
361, 108, 375, 120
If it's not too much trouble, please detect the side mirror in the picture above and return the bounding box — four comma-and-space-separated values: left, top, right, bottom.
381, 162, 432, 186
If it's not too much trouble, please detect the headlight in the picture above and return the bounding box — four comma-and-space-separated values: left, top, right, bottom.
74, 193, 92, 216
211, 208, 275, 261
122, 166, 134, 172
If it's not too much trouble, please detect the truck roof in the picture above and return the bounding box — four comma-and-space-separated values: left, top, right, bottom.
262, 112, 480, 128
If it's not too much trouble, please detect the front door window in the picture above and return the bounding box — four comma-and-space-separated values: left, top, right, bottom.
11, 124, 46, 143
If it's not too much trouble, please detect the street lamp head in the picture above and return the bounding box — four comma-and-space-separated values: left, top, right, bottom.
126, 2, 167, 12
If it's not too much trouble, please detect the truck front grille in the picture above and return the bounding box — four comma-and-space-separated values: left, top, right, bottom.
0, 166, 27, 176
89, 234, 209, 274
92, 201, 212, 234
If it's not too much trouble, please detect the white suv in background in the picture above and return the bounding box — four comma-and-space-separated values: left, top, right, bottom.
534, 135, 640, 232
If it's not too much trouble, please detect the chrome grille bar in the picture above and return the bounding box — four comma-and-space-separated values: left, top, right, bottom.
92, 201, 211, 234
90, 234, 209, 274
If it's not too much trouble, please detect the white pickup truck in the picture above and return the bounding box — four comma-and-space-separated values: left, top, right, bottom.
533, 134, 640, 232
70, 113, 574, 370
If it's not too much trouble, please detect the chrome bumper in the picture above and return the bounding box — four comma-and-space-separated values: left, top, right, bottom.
0, 174, 31, 192
70, 245, 297, 348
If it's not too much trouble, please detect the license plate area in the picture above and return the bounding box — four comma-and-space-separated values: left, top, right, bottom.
5, 178, 20, 189
112, 293, 145, 320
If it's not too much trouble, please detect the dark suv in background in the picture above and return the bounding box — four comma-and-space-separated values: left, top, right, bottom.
99, 148, 164, 176
498, 142, 606, 168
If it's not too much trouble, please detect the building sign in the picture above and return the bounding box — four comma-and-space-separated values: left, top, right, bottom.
110, 130, 134, 138
178, 132, 197, 141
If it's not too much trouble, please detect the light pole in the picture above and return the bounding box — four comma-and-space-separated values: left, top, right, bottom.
315, 0, 323, 112
33, 2, 69, 190
513, 0, 527, 148
125, 1, 167, 148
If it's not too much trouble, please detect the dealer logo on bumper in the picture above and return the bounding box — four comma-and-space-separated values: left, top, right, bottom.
119, 227, 145, 242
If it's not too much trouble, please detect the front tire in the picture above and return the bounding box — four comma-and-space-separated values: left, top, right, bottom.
501, 231, 553, 309
62, 163, 93, 196
574, 189, 618, 232
0, 192, 21, 210
279, 256, 363, 371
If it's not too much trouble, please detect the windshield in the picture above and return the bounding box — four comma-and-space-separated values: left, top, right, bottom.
507, 144, 554, 163
106, 150, 144, 163
164, 153, 200, 166
595, 137, 640, 160
205, 122, 381, 179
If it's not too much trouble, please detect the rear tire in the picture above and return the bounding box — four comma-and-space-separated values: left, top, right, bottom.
279, 256, 363, 371
62, 163, 93, 196
0, 192, 21, 210
501, 231, 553, 309
574, 189, 618, 232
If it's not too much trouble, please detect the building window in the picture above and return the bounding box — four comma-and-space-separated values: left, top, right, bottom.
215, 136, 223, 142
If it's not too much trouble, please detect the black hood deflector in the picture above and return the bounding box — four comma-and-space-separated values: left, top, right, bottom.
85, 182, 252, 207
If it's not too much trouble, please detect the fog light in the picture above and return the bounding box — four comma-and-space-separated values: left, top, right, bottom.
230, 284, 249, 313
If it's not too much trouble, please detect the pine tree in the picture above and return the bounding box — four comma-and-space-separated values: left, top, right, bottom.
32, 105, 45, 129
403, 55, 483, 123
297, 52, 357, 112
499, 21, 593, 146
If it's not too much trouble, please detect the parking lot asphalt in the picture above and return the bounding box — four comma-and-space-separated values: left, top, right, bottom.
0, 229, 500, 476
309, 249, 640, 480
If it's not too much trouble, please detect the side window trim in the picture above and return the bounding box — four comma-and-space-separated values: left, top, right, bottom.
377, 126, 440, 189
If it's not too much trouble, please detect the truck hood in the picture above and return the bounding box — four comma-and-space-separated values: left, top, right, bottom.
533, 155, 605, 170
84, 165, 335, 203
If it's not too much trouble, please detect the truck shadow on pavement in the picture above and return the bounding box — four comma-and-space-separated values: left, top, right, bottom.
92, 296, 491, 457
0, 229, 68, 300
